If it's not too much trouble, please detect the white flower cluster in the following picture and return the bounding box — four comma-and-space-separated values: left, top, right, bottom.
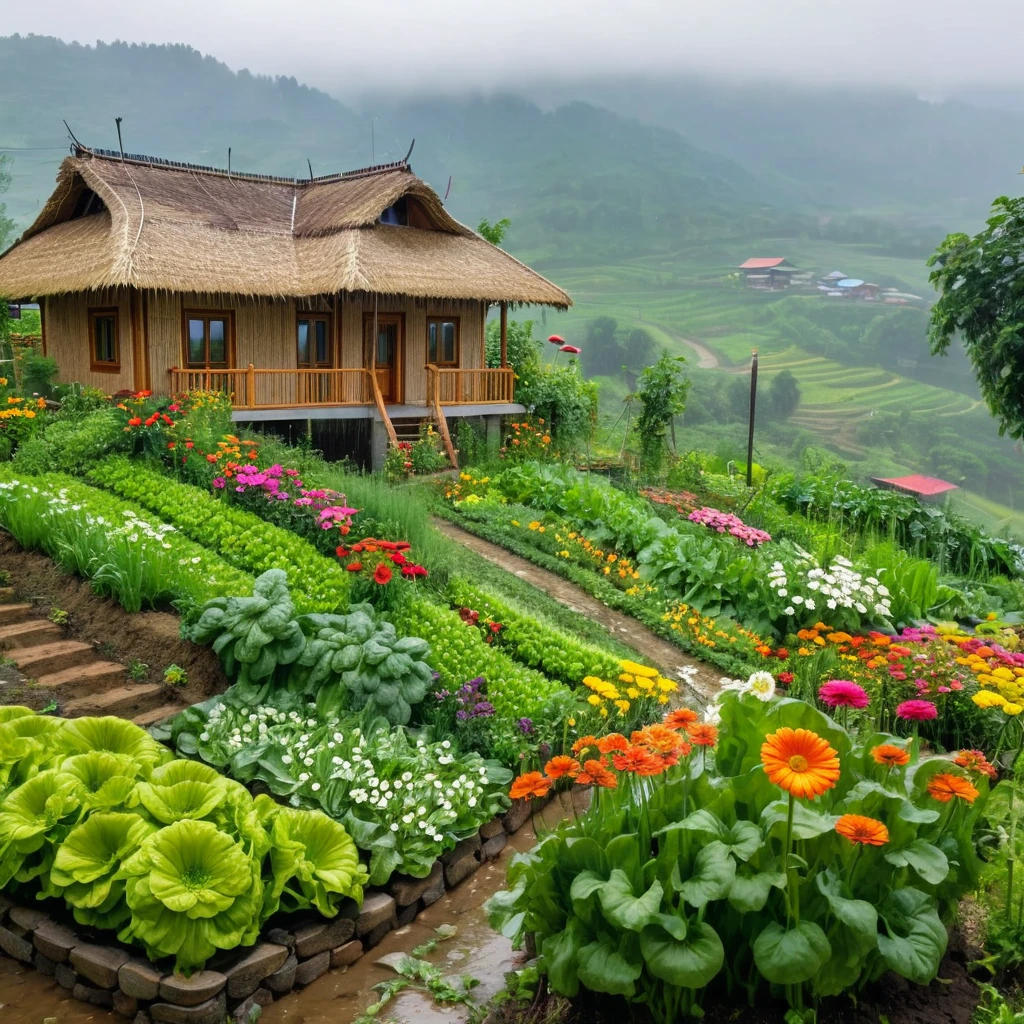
767, 555, 891, 621
200, 701, 497, 852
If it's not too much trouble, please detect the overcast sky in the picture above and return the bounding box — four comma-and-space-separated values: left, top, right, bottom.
6, 0, 1024, 97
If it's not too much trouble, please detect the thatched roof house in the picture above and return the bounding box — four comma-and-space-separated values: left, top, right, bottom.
0, 145, 571, 466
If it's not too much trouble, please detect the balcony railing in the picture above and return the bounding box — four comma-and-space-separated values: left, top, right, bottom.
169, 365, 516, 410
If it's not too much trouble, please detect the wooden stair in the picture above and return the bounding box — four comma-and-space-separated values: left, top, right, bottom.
0, 602, 183, 727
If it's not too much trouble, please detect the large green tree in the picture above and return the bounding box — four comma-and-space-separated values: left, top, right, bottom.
928, 194, 1024, 438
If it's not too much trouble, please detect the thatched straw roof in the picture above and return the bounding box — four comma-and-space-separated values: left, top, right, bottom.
0, 147, 571, 307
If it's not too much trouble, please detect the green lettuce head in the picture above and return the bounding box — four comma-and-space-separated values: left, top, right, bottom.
50, 811, 156, 930
59, 716, 172, 776
60, 752, 140, 813
263, 801, 367, 918
0, 769, 80, 887
119, 818, 263, 973
0, 709, 62, 793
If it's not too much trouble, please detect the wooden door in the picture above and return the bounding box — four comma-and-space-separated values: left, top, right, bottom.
364, 314, 403, 403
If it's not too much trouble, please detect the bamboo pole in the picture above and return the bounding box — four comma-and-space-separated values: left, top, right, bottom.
746, 349, 758, 488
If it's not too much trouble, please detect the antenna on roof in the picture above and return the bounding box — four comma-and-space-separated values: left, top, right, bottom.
63, 119, 83, 153
403, 138, 415, 164
227, 147, 232, 181
115, 116, 125, 162
307, 158, 314, 182
443, 176, 452, 203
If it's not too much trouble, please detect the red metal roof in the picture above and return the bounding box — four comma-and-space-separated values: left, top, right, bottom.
740, 257, 788, 269
871, 474, 958, 497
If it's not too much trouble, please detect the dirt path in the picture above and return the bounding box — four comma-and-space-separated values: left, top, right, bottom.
434, 518, 722, 703
652, 322, 720, 369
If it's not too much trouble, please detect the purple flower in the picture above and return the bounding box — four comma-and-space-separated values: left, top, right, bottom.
212, 477, 226, 489
473, 701, 495, 718
456, 710, 468, 721
517, 717, 534, 735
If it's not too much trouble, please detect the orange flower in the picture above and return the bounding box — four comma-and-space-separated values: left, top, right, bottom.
576, 758, 618, 788
685, 722, 719, 748
835, 814, 889, 846
510, 772, 552, 801
544, 755, 581, 780
927, 772, 979, 804
206, 453, 218, 463
953, 749, 998, 780
612, 746, 662, 774
596, 733, 629, 755
761, 728, 840, 799
636, 724, 685, 756
572, 735, 600, 757
664, 708, 699, 730
871, 744, 911, 767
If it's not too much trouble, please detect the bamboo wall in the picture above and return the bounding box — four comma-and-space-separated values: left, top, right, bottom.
43, 288, 135, 392
44, 290, 487, 405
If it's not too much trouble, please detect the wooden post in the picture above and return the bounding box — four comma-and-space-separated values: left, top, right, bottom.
499, 301, 508, 368
247, 363, 256, 409
746, 349, 758, 488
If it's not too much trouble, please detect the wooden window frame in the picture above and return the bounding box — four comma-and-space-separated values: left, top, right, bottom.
88, 306, 121, 373
182, 309, 235, 369
426, 315, 460, 367
296, 311, 333, 368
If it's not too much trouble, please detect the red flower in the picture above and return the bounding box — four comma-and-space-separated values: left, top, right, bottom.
346, 562, 363, 572
489, 621, 502, 633
373, 564, 393, 585
336, 546, 349, 558
778, 672, 794, 685
340, 524, 351, 536
144, 415, 158, 427
127, 417, 142, 427
206, 454, 218, 463
247, 450, 258, 460
161, 414, 174, 425
390, 552, 407, 566
168, 404, 181, 413
547, 334, 565, 344
185, 441, 195, 449
167, 442, 176, 450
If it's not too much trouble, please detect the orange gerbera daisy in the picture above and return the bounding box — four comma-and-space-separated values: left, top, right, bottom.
544, 755, 581, 780
637, 723, 685, 755
835, 814, 889, 846
612, 746, 662, 774
576, 758, 618, 788
572, 735, 600, 757
597, 733, 630, 755
761, 728, 840, 799
664, 708, 699, 730
953, 749, 998, 780
685, 722, 719, 748
927, 772, 980, 804
871, 744, 911, 767
509, 771, 552, 801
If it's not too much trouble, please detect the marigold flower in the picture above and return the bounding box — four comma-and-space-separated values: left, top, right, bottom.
818, 679, 870, 709
544, 755, 580, 780
612, 746, 662, 774
872, 743, 910, 767
346, 562, 363, 572
953, 749, 998, 780
571, 735, 600, 757
835, 814, 889, 846
664, 708, 699, 730
206, 453, 218, 463
761, 727, 840, 799
510, 771, 552, 801
685, 722, 719, 747
576, 759, 618, 788
596, 733, 629, 755
927, 772, 979, 804
895, 699, 938, 721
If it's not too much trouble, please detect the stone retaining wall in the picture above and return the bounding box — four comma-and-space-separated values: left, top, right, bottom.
0, 800, 531, 1021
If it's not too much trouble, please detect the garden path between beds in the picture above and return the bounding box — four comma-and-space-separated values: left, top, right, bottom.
433, 518, 722, 703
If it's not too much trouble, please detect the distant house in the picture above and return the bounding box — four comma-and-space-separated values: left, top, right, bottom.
738, 257, 798, 290
870, 474, 958, 502
822, 270, 847, 282
835, 279, 880, 300
0, 144, 571, 469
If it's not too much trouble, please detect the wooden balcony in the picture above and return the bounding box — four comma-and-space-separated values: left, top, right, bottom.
169, 365, 516, 410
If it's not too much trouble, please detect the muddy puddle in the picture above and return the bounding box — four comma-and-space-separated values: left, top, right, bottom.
0, 796, 582, 1024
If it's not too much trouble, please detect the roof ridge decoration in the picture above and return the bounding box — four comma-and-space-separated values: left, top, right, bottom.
75, 145, 412, 187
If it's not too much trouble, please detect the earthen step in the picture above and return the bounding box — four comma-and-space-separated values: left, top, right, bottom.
132, 703, 184, 728
0, 603, 34, 626
62, 683, 166, 719
11, 640, 97, 677
0, 620, 62, 648
36, 661, 127, 695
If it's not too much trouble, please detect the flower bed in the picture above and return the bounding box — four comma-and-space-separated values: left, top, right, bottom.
88, 458, 349, 613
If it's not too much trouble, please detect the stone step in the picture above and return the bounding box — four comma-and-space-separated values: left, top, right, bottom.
0, 620, 62, 649
11, 640, 97, 677
62, 683, 166, 719
36, 661, 127, 695
0, 603, 34, 626
132, 703, 184, 728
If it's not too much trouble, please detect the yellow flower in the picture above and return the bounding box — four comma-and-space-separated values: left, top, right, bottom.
620, 660, 658, 679
614, 699, 630, 714
510, 520, 520, 527
567, 717, 576, 727
538, 526, 545, 533
1004, 703, 1023, 716
992, 667, 1015, 681
626, 687, 640, 699
599, 707, 609, 718
24, 409, 35, 419
528, 521, 540, 531
582, 676, 603, 690
657, 677, 677, 692
0, 377, 7, 385
657, 695, 670, 704
973, 690, 1008, 709
587, 694, 602, 707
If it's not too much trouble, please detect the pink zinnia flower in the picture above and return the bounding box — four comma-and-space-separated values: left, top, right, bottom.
818, 680, 869, 709
896, 699, 938, 721
212, 477, 226, 489
548, 334, 565, 345
559, 344, 582, 354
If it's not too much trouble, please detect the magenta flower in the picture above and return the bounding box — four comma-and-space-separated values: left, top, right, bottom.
559, 344, 582, 354
895, 699, 938, 721
212, 477, 226, 489
548, 334, 565, 345
818, 680, 869, 709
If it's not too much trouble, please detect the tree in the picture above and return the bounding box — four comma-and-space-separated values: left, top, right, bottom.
477, 217, 511, 246
585, 316, 623, 375
631, 354, 690, 479
767, 369, 801, 420
624, 328, 657, 372
928, 195, 1024, 438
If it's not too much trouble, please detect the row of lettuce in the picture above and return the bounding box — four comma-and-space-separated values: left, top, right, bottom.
0, 392, 684, 976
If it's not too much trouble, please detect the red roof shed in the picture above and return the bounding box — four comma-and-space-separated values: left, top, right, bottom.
739, 257, 791, 269
870, 474, 958, 499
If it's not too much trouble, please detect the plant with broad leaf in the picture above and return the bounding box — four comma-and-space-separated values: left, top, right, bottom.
487, 686, 989, 1020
